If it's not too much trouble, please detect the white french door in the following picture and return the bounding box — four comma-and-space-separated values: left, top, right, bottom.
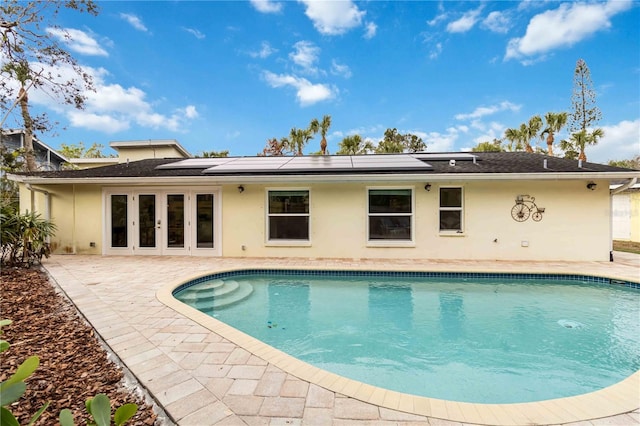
104, 187, 220, 256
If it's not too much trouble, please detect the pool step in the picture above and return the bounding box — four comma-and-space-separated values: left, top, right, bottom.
176, 279, 253, 310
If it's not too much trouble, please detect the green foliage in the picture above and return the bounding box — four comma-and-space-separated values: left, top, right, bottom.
0, 320, 50, 426
199, 150, 229, 158
309, 115, 332, 154
0, 143, 23, 210
568, 59, 602, 134
259, 138, 286, 156
59, 394, 138, 426
608, 155, 640, 170
59, 142, 111, 159
375, 128, 425, 153
337, 134, 374, 155
472, 139, 504, 152
0, 207, 56, 267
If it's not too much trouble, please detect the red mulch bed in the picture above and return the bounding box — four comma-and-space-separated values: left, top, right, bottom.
1, 267, 158, 425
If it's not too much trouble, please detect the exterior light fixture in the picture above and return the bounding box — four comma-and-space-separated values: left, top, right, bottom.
424, 183, 432, 191
586, 182, 597, 191
238, 185, 245, 193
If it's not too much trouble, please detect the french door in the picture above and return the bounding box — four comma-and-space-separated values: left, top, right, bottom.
104, 188, 220, 256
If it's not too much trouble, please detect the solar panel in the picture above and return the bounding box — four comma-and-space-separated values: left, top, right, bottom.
411, 153, 479, 161
155, 158, 234, 169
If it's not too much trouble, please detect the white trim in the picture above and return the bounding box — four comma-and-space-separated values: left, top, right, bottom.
366, 186, 415, 247
439, 186, 464, 234
265, 188, 311, 245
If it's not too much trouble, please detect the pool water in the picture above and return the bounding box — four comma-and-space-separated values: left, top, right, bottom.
175, 273, 640, 403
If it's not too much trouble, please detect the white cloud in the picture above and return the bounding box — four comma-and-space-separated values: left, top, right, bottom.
182, 105, 199, 119
429, 42, 443, 60
120, 13, 148, 32
249, 41, 277, 59
505, 0, 632, 61
455, 101, 521, 120
427, 13, 448, 27
482, 11, 511, 34
446, 6, 483, 33
299, 0, 365, 35
331, 60, 352, 79
422, 128, 461, 152
46, 28, 108, 56
262, 71, 336, 106
250, 0, 283, 14
184, 28, 205, 39
289, 41, 320, 74
364, 22, 377, 39
588, 119, 640, 163
67, 111, 129, 133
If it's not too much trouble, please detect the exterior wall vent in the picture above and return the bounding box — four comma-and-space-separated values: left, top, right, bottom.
449, 159, 456, 167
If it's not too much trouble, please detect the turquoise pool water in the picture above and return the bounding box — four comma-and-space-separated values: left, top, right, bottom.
174, 272, 640, 403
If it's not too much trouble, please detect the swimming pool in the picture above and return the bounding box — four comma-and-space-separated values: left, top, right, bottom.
173, 270, 640, 404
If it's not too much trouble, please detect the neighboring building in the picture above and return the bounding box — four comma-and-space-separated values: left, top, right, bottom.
1, 129, 68, 171
10, 149, 640, 261
67, 139, 191, 169
611, 182, 640, 243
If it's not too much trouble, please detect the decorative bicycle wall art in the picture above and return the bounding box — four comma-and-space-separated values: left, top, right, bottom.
511, 195, 545, 222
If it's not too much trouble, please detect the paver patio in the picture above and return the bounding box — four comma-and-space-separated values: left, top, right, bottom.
41, 253, 640, 425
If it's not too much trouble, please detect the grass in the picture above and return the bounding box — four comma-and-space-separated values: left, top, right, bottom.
613, 240, 640, 255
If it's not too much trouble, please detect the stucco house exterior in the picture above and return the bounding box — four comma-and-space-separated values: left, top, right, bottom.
611, 182, 640, 243
10, 142, 639, 262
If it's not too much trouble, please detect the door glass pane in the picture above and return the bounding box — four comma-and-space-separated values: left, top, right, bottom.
167, 194, 185, 248
139, 195, 156, 248
197, 194, 214, 248
111, 195, 128, 248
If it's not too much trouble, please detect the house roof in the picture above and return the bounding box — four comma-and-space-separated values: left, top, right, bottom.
10, 152, 640, 185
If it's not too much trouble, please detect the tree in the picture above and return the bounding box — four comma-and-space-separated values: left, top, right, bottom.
540, 112, 568, 156
310, 115, 332, 155
1, 0, 99, 171
566, 59, 603, 161
59, 142, 110, 159
259, 138, 286, 156
472, 139, 504, 152
504, 126, 526, 152
285, 127, 314, 156
374, 128, 425, 154
608, 155, 640, 170
336, 134, 374, 155
200, 150, 229, 158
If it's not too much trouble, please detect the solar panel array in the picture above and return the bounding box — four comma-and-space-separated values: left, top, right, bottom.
155, 154, 475, 174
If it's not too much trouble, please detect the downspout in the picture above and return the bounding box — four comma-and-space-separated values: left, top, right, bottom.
608, 177, 637, 261
25, 183, 51, 244
610, 177, 638, 195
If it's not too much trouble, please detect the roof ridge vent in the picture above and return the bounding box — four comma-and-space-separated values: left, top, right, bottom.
449, 159, 456, 166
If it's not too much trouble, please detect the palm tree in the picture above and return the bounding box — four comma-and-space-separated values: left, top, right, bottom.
568, 128, 604, 162
286, 127, 314, 156
337, 135, 374, 155
310, 115, 332, 155
541, 112, 568, 156
523, 115, 543, 153
504, 127, 526, 152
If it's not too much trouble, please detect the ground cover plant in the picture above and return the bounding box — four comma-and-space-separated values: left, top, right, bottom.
0, 267, 158, 425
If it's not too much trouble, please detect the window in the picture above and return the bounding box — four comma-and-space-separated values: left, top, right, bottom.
440, 187, 463, 232
368, 189, 412, 241
268, 190, 309, 241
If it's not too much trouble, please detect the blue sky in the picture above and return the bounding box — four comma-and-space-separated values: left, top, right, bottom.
7, 0, 640, 163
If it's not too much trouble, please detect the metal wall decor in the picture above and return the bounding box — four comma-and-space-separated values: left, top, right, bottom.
511, 195, 545, 222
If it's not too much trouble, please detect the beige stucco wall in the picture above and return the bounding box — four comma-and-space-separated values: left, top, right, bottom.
221, 179, 612, 261
116, 146, 185, 162
632, 192, 640, 243
19, 183, 103, 255
19, 178, 612, 261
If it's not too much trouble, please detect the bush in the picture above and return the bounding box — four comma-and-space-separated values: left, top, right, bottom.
0, 206, 56, 267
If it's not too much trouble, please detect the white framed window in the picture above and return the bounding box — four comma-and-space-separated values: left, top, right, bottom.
267, 189, 310, 242
367, 188, 413, 242
439, 187, 463, 233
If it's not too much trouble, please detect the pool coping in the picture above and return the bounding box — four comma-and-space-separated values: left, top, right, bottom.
157, 266, 640, 426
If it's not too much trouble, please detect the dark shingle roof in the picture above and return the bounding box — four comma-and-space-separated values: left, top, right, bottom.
15, 152, 639, 180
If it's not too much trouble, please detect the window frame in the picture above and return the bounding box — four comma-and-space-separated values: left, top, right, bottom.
265, 188, 311, 246
439, 186, 464, 234
366, 186, 415, 247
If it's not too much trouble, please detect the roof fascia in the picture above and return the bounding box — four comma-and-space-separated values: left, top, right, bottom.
10, 170, 640, 185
